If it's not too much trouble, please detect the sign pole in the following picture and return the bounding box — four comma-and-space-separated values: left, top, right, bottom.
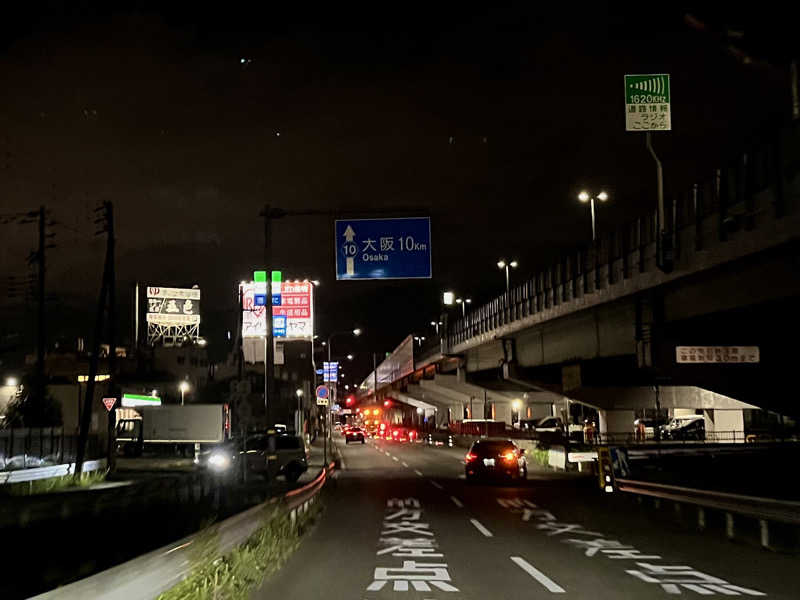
262, 205, 275, 427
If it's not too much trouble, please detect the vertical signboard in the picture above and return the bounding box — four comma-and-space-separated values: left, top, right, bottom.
241, 279, 314, 340
625, 74, 671, 131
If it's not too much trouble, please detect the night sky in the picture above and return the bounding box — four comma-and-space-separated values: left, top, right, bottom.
0, 3, 793, 380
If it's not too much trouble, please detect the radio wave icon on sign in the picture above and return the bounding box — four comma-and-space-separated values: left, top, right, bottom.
629, 76, 667, 94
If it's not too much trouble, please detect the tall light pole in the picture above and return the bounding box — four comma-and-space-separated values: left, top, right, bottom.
578, 190, 609, 241
497, 259, 518, 293
325, 327, 361, 462
455, 297, 471, 317
179, 380, 190, 406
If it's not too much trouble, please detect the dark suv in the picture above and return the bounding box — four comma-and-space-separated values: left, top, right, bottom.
198, 432, 308, 482
465, 440, 527, 482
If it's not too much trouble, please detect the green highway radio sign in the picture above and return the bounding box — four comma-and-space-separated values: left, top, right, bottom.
625, 74, 671, 131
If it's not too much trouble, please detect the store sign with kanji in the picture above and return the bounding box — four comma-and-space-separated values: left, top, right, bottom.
625, 74, 671, 131
675, 346, 759, 364
146, 286, 201, 326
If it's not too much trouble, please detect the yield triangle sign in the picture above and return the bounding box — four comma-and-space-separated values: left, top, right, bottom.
102, 397, 117, 412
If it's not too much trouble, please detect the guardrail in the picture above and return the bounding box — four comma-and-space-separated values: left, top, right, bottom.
31, 462, 334, 600
0, 428, 101, 471
616, 478, 800, 550
0, 457, 106, 485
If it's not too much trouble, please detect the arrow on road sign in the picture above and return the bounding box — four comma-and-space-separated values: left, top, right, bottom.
102, 397, 116, 412
343, 225, 356, 275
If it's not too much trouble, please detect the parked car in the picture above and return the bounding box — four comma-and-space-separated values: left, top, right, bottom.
660, 415, 705, 441
465, 439, 527, 482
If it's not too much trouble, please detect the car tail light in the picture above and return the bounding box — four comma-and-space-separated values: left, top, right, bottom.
465, 452, 478, 463
409, 431, 417, 439
392, 430, 399, 437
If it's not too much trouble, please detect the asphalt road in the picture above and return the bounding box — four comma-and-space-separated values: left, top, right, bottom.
254, 436, 797, 599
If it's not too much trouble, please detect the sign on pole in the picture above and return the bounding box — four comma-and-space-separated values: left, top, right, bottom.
102, 397, 116, 412
323, 362, 339, 383
335, 217, 432, 280
316, 385, 329, 406
625, 74, 671, 131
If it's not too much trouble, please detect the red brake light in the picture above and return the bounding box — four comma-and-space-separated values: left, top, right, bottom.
392, 430, 399, 437
465, 452, 478, 463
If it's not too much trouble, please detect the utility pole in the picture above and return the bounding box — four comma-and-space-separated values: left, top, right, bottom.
36, 206, 46, 402
76, 202, 113, 476
260, 205, 275, 427
106, 203, 117, 473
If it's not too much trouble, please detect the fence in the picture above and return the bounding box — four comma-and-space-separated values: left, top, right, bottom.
0, 428, 101, 471
447, 123, 799, 350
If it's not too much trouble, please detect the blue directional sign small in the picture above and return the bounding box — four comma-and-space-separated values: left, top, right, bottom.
335, 217, 432, 280
254, 293, 267, 306
273, 315, 287, 338
271, 293, 281, 306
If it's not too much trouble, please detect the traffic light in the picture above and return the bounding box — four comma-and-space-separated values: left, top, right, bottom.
346, 396, 355, 406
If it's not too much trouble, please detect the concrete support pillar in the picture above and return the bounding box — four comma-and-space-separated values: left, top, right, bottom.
598, 409, 635, 438
708, 409, 745, 443
495, 402, 512, 425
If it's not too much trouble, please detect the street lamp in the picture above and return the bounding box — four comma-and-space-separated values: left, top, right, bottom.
578, 190, 609, 241
179, 381, 190, 406
497, 259, 519, 293
512, 398, 522, 424
430, 320, 443, 335
325, 328, 362, 462
455, 297, 472, 317
346, 354, 354, 361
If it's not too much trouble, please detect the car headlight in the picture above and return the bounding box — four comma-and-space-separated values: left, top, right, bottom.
208, 453, 231, 470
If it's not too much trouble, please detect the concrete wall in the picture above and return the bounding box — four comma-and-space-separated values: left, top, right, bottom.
566, 386, 756, 412
598, 409, 635, 434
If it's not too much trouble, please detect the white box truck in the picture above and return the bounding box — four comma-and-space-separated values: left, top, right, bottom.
116, 404, 231, 457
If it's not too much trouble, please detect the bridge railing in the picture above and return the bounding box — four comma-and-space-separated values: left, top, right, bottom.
447, 123, 799, 350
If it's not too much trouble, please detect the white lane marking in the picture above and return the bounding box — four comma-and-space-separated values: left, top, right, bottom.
458, 474, 466, 480
450, 496, 464, 508
401, 461, 409, 467
430, 480, 444, 490
510, 556, 566, 593
470, 518, 493, 537
392, 456, 399, 462
414, 469, 424, 476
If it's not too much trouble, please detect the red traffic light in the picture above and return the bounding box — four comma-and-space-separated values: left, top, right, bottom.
383, 400, 390, 407
346, 396, 355, 406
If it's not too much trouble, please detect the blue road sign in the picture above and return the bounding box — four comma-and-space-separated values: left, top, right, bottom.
273, 315, 287, 338
335, 217, 431, 280
271, 293, 281, 306
254, 293, 267, 306
323, 361, 339, 382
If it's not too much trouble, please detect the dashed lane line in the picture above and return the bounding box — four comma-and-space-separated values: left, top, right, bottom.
469, 519, 493, 538
510, 556, 566, 593
430, 480, 444, 490
392, 456, 399, 462
450, 496, 464, 508
414, 469, 424, 477
401, 461, 409, 467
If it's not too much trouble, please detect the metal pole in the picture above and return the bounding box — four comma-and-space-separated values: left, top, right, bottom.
590, 197, 597, 241
106, 202, 117, 473
325, 337, 332, 464
505, 265, 510, 293
134, 282, 139, 350
262, 205, 275, 427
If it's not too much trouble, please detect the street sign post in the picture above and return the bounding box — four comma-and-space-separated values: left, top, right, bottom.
316, 385, 330, 406
625, 74, 671, 131
335, 217, 432, 280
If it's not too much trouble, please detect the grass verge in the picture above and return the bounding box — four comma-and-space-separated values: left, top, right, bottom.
4, 470, 107, 496
529, 447, 551, 468
157, 496, 324, 600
